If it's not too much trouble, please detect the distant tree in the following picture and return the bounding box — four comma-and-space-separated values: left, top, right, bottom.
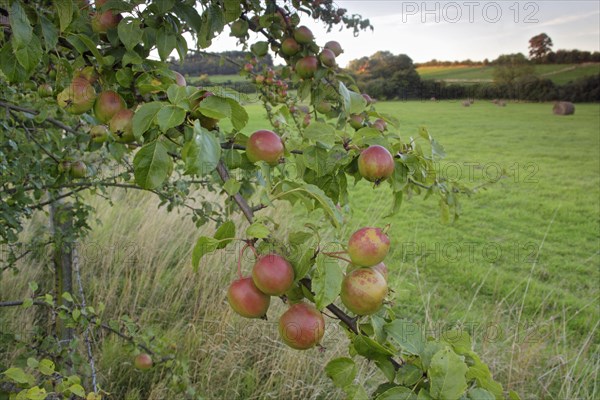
529, 33, 553, 61
347, 52, 421, 99
493, 53, 535, 86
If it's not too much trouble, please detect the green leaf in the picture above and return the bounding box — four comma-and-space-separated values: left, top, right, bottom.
54, 0, 73, 31
2, 367, 31, 384
68, 384, 86, 397
397, 364, 423, 386
223, 0, 242, 22
508, 391, 522, 400
214, 220, 235, 249
343, 384, 369, 400
192, 236, 219, 271
118, 18, 144, 51
303, 146, 332, 177
14, 35, 42, 74
133, 140, 173, 189
26, 358, 39, 368
156, 27, 176, 60
116, 68, 133, 88
28, 282, 38, 292
167, 84, 189, 106
62, 292, 74, 303
353, 335, 394, 360
385, 320, 425, 356
468, 388, 495, 400
181, 122, 221, 175
152, 0, 175, 14
441, 330, 472, 355
38, 359, 55, 376
157, 105, 186, 132
338, 81, 351, 113
304, 121, 336, 146
417, 390, 434, 400
22, 298, 33, 308
291, 246, 315, 282
40, 15, 59, 51
70, 33, 105, 65
173, 3, 202, 32
10, 1, 33, 46
325, 357, 356, 388
375, 387, 417, 400
312, 254, 343, 310
197, 95, 231, 119
227, 98, 248, 131
246, 222, 270, 239
375, 357, 396, 383
132, 102, 163, 139
25, 386, 47, 400
72, 308, 81, 321
386, 191, 403, 217
0, 42, 27, 82
429, 348, 469, 400
223, 179, 241, 196
348, 91, 367, 114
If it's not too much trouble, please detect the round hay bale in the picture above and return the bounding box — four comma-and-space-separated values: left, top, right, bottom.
497, 100, 506, 107
430, 97, 437, 101
491, 99, 499, 104
553, 101, 575, 115
462, 101, 471, 107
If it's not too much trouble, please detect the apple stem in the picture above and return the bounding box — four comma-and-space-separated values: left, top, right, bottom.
322, 252, 353, 264
237, 242, 259, 278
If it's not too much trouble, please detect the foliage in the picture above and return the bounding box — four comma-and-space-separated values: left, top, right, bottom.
528, 33, 553, 61
0, 0, 511, 399
346, 52, 422, 100
169, 50, 273, 77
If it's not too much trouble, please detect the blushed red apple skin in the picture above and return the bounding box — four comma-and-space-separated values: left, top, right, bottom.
134, 353, 153, 370
278, 303, 325, 350
319, 48, 337, 67
94, 90, 126, 123
340, 268, 388, 315
293, 26, 314, 44
295, 56, 318, 79
347, 227, 390, 267
252, 254, 294, 296
358, 145, 395, 182
109, 109, 135, 143
347, 262, 388, 280
246, 130, 285, 165
281, 38, 300, 56
324, 40, 343, 56
227, 277, 271, 318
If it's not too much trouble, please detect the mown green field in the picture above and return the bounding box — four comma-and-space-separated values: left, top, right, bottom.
2, 101, 598, 399
417, 63, 600, 84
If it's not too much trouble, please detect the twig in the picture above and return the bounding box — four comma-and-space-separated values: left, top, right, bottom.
0, 100, 79, 134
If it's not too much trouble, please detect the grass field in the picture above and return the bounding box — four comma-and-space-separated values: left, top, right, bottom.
417, 63, 600, 84
1, 101, 599, 399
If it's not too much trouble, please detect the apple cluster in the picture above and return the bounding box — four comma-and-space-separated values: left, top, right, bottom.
226, 226, 391, 351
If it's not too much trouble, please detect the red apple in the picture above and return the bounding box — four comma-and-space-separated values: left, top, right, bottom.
319, 48, 337, 68
94, 90, 126, 123
347, 227, 390, 267
109, 109, 135, 143
295, 56, 318, 79
358, 145, 395, 182
227, 277, 271, 318
293, 26, 314, 44
134, 353, 153, 370
324, 41, 343, 56
340, 268, 388, 315
246, 130, 284, 165
281, 38, 300, 56
252, 253, 294, 296
278, 303, 325, 350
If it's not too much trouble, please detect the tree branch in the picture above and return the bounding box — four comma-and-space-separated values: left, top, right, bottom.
0, 100, 79, 134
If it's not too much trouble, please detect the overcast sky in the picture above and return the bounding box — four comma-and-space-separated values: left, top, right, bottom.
205, 1, 600, 67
